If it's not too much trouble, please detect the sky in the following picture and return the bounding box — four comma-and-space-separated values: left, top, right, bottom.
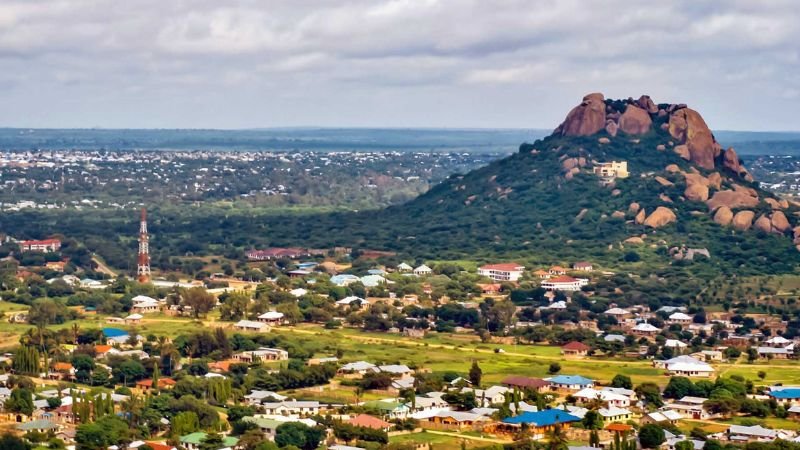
0, 0, 798, 130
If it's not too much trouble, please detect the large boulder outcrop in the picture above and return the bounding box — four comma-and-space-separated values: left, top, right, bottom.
674, 145, 691, 161
706, 189, 759, 211
556, 93, 607, 136
713, 206, 733, 226
668, 108, 719, 170
723, 147, 741, 174
684, 183, 709, 202
637, 95, 658, 114
618, 105, 653, 135
634, 209, 646, 224
732, 210, 755, 230
643, 206, 677, 228
754, 215, 772, 234
771, 211, 790, 233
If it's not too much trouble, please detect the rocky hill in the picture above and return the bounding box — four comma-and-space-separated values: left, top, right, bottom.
336, 92, 800, 274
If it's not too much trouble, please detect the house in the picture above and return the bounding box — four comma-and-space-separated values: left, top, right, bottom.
642, 409, 683, 426
289, 288, 308, 297
234, 348, 289, 363
477, 263, 525, 282
477, 283, 502, 295
547, 375, 594, 392
604, 307, 630, 318
413, 265, 432, 276
45, 261, 66, 272
542, 276, 588, 291
244, 390, 287, 406
48, 362, 75, 381
131, 295, 161, 314
501, 375, 550, 393
461, 385, 510, 406
241, 416, 317, 441
234, 320, 270, 333
561, 341, 590, 357
338, 361, 378, 376
665, 396, 714, 420
723, 424, 777, 443
668, 312, 693, 326
378, 364, 413, 378
664, 339, 688, 351
260, 400, 321, 416
533, 270, 551, 279
572, 262, 593, 272
136, 378, 176, 392
632, 322, 660, 337
16, 419, 60, 433
330, 274, 360, 287
257, 311, 285, 325
346, 414, 393, 431
768, 387, 800, 406
180, 432, 239, 450
407, 393, 451, 418
757, 346, 793, 359
500, 409, 581, 440
20, 239, 61, 252
598, 407, 633, 424
593, 161, 629, 180
125, 313, 143, 324
363, 400, 410, 419
655, 355, 714, 377
396, 262, 413, 272
336, 296, 369, 309
765, 336, 793, 347
573, 388, 631, 408
428, 410, 490, 429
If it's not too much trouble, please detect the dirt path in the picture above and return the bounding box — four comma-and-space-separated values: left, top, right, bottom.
91, 255, 117, 277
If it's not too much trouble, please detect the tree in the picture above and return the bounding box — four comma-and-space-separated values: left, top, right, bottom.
582, 410, 603, 430
468, 361, 482, 386
548, 362, 561, 374
639, 424, 666, 449
200, 432, 225, 450
171, 411, 200, 438
181, 287, 216, 318
5, 388, 34, 416
0, 433, 31, 450
275, 422, 322, 450
675, 441, 694, 450
611, 374, 632, 389
635, 383, 664, 408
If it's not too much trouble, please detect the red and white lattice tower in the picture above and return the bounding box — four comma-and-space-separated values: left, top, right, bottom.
137, 208, 151, 283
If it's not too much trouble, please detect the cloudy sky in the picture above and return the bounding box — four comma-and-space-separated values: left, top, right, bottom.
0, 0, 798, 130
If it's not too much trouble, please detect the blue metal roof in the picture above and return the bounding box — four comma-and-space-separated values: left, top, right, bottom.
503, 409, 580, 427
549, 375, 593, 386
102, 327, 128, 338
770, 388, 800, 399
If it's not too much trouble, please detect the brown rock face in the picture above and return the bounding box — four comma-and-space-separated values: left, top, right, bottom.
674, 145, 691, 161
557, 93, 607, 136
637, 95, 658, 114
684, 183, 709, 202
624, 236, 645, 245
665, 164, 680, 173
618, 105, 653, 135
605, 120, 618, 137
635, 209, 646, 224
668, 108, 717, 170
643, 206, 677, 228
611, 211, 626, 219
706, 189, 759, 211
732, 210, 755, 230
655, 176, 673, 187
713, 206, 733, 226
723, 147, 741, 174
706, 172, 722, 190
754, 215, 772, 233
629, 202, 641, 213
771, 211, 790, 233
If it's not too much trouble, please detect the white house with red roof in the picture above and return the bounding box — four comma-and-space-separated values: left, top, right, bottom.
541, 275, 588, 291
478, 263, 525, 282
21, 239, 61, 252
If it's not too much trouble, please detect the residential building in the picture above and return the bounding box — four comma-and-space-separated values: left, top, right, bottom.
20, 239, 61, 252
541, 276, 588, 291
233, 320, 270, 333
561, 341, 590, 357
477, 263, 525, 282
547, 375, 594, 392
593, 161, 629, 180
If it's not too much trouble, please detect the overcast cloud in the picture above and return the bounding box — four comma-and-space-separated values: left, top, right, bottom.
0, 0, 798, 130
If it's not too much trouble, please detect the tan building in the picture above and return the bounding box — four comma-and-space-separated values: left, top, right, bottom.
593, 161, 629, 180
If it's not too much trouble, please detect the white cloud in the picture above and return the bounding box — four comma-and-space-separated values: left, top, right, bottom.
0, 0, 797, 129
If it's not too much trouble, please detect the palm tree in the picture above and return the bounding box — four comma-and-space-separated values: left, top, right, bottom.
546, 423, 568, 450
71, 323, 80, 344
121, 394, 143, 427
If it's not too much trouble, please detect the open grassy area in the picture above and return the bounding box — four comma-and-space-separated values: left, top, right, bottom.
390, 431, 495, 450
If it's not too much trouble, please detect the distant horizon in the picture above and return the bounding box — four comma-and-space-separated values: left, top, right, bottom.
2, 125, 800, 134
